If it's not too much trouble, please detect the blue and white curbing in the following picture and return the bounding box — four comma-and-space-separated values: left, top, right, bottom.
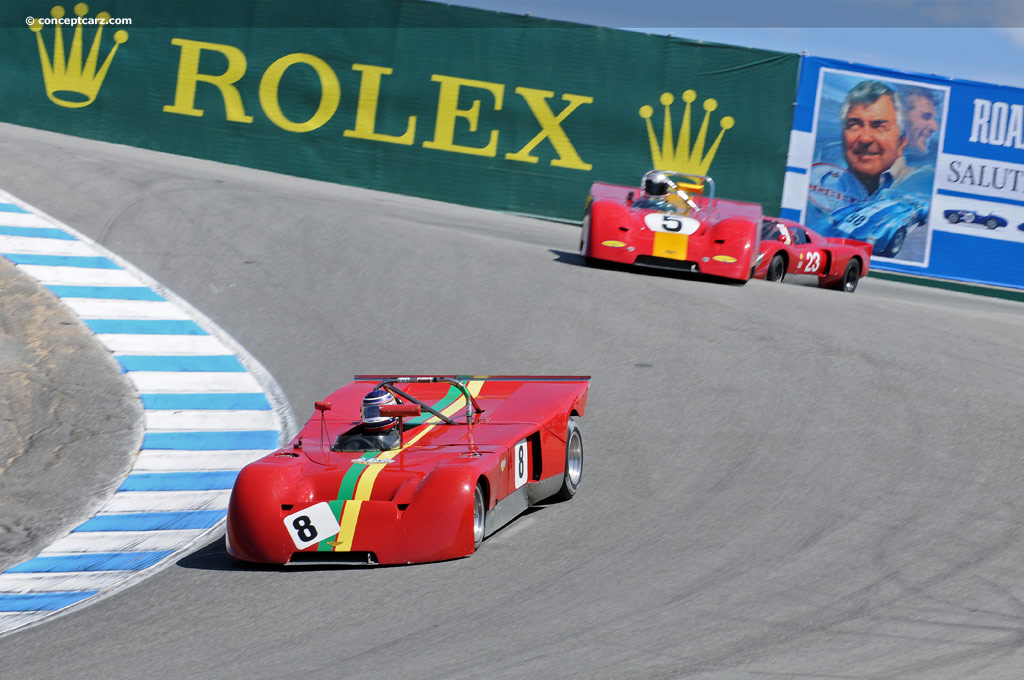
0, 190, 296, 637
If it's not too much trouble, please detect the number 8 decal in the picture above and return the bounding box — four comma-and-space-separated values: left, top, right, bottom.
293, 515, 317, 542
283, 502, 341, 550
514, 439, 528, 489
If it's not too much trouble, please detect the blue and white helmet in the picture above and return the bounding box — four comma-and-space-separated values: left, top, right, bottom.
361, 389, 398, 432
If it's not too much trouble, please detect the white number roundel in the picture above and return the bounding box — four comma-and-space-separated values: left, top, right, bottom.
284, 502, 341, 549
514, 439, 528, 489
643, 213, 700, 235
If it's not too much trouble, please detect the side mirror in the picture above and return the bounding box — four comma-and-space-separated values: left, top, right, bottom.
777, 234, 788, 244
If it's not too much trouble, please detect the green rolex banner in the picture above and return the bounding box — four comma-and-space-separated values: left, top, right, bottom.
0, 0, 799, 220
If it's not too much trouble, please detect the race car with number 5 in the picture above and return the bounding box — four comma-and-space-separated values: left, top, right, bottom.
226, 375, 589, 566
755, 218, 872, 293
581, 170, 762, 282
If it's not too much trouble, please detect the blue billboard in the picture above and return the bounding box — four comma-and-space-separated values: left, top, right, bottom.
783, 56, 1024, 289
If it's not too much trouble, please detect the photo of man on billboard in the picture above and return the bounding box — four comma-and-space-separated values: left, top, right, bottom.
903, 86, 940, 162
805, 73, 945, 264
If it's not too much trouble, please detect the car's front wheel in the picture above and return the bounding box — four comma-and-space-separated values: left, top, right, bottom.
473, 482, 486, 550
579, 201, 592, 260
947, 212, 960, 223
883, 227, 906, 257
765, 254, 786, 282
553, 418, 583, 501
986, 218, 1000, 229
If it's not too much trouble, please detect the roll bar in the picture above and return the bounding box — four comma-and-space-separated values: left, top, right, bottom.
372, 376, 484, 425
643, 169, 716, 207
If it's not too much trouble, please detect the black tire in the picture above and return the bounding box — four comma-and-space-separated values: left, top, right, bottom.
882, 227, 905, 257
947, 212, 960, 223
553, 418, 583, 501
765, 254, 786, 282
472, 482, 485, 550
579, 201, 592, 261
833, 258, 861, 293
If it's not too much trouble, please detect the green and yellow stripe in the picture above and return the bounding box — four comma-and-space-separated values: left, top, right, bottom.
318, 380, 485, 552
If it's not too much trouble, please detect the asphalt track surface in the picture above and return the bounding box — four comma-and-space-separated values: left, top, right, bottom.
3, 123, 1024, 679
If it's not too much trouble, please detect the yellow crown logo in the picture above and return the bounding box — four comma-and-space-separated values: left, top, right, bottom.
29, 3, 128, 108
639, 91, 735, 175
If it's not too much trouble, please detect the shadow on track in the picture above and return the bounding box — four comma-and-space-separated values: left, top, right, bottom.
549, 249, 748, 286
177, 538, 408, 572
177, 506, 549, 573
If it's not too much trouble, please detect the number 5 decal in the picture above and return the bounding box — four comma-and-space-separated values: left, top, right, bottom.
661, 216, 683, 232
283, 502, 341, 549
514, 439, 528, 489
643, 213, 700, 235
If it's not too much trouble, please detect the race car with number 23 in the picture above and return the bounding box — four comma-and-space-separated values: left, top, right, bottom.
755, 218, 873, 293
226, 375, 589, 566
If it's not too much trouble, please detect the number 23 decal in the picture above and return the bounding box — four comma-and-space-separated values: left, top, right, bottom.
802, 251, 822, 273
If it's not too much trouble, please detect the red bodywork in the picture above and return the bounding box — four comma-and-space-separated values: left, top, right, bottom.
581, 181, 763, 281
754, 217, 872, 289
226, 376, 589, 566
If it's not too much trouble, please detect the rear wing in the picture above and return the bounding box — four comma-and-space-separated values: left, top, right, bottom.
824, 237, 872, 249
354, 375, 591, 382
588, 181, 635, 205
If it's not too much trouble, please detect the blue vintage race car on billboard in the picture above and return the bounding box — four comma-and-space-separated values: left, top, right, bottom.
943, 210, 1007, 229
824, 190, 928, 258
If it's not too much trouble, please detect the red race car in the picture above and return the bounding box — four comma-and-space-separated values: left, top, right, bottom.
754, 218, 872, 293
581, 170, 763, 282
226, 375, 589, 566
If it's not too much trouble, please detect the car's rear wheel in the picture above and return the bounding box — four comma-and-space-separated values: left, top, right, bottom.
473, 482, 486, 549
947, 212, 960, 223
883, 227, 906, 257
833, 258, 861, 293
765, 254, 786, 282
553, 418, 583, 501
986, 218, 999, 229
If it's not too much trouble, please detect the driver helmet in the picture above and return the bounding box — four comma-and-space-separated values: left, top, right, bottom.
644, 172, 673, 199
361, 389, 398, 432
